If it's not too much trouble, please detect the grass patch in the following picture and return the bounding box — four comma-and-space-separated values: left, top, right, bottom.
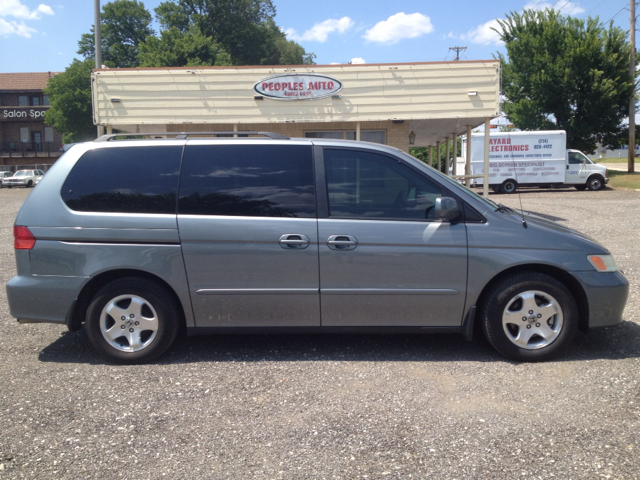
595, 157, 640, 164
608, 170, 640, 189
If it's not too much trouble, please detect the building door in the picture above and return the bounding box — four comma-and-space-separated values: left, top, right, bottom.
177, 142, 320, 328
32, 132, 42, 151
317, 148, 468, 327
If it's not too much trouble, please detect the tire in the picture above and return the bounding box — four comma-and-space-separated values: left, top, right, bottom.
26, 180, 33, 188
500, 179, 518, 194
587, 175, 604, 191
491, 185, 501, 193
480, 272, 578, 362
85, 277, 181, 364
574, 185, 587, 191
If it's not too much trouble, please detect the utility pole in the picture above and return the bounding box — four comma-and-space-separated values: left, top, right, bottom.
629, 0, 636, 173
448, 46, 467, 61
95, 0, 102, 138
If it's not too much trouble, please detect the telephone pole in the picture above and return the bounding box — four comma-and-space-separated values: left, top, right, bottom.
448, 46, 467, 61
629, 0, 636, 173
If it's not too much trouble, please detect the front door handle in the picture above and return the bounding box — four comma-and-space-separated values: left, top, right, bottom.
279, 234, 310, 249
327, 235, 358, 250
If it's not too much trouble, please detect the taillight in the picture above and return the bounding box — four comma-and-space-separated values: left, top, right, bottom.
14, 226, 36, 250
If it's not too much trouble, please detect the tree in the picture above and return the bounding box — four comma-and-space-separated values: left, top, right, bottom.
138, 26, 232, 67
155, 0, 314, 65
43, 59, 96, 143
495, 9, 635, 153
78, 0, 153, 68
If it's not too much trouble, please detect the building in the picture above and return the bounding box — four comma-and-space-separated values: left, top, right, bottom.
0, 72, 63, 169
92, 61, 500, 189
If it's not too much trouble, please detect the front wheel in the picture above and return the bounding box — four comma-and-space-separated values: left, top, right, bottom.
480, 272, 578, 362
587, 176, 604, 191
85, 277, 181, 364
574, 185, 587, 191
500, 179, 518, 194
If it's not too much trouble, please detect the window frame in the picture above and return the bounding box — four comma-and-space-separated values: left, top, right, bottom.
305, 130, 386, 145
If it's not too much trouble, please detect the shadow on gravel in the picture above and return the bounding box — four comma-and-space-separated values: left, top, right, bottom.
37, 320, 640, 366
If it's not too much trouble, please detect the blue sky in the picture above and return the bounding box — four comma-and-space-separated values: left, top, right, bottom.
0, 0, 633, 72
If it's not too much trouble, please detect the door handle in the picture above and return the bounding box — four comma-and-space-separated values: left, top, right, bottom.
327, 235, 358, 250
279, 234, 310, 249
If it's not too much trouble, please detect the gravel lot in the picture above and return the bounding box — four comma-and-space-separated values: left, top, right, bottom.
0, 185, 638, 480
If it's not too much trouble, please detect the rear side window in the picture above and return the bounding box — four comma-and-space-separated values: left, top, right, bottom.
61, 146, 183, 214
178, 144, 315, 217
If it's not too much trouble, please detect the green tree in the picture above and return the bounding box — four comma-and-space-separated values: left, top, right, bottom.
43, 59, 96, 143
496, 9, 635, 153
138, 26, 232, 67
155, 0, 314, 65
78, 0, 153, 68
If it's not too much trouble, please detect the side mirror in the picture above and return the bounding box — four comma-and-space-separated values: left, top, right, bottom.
435, 197, 461, 222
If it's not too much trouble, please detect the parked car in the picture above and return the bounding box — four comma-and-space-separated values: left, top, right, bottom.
2, 169, 43, 188
6, 133, 629, 364
0, 171, 13, 187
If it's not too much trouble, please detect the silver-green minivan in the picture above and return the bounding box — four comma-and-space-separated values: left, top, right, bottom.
6, 133, 629, 363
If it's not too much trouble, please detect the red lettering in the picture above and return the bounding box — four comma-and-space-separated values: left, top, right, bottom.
327, 81, 334, 89
308, 82, 314, 90
298, 82, 303, 90
262, 83, 268, 91
268, 82, 273, 91
275, 83, 281, 91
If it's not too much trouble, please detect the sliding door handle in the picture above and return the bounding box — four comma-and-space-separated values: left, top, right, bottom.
327, 235, 358, 250
279, 234, 310, 249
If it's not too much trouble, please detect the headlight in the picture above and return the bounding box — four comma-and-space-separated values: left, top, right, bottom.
587, 254, 618, 272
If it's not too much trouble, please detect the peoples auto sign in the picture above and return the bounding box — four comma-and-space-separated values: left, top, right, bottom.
254, 73, 342, 100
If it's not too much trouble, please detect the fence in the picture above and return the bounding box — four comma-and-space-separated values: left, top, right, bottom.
1, 142, 62, 158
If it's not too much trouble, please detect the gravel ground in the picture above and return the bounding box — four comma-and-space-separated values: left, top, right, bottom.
0, 185, 638, 480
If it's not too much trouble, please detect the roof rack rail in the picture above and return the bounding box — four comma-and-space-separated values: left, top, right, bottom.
95, 131, 290, 142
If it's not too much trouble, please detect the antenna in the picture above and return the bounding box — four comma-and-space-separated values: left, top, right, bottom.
448, 46, 467, 61
506, 131, 528, 228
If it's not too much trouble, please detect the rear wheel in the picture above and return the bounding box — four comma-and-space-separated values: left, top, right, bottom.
85, 277, 181, 364
500, 179, 518, 194
480, 272, 578, 362
587, 175, 604, 191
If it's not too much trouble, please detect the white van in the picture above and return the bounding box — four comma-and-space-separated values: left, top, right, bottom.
462, 131, 608, 193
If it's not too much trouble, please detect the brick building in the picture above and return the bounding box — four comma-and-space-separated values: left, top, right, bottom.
0, 72, 63, 169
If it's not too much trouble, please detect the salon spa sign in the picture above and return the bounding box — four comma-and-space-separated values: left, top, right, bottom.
253, 73, 343, 100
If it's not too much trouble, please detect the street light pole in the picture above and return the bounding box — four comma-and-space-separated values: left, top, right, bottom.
95, 0, 102, 138
629, 0, 636, 173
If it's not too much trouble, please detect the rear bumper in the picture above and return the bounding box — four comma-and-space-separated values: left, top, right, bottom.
573, 270, 629, 328
6, 274, 87, 325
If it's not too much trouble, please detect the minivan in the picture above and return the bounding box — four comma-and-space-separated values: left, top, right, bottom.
6, 132, 629, 364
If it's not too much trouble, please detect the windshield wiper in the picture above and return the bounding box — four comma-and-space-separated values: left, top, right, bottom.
495, 203, 515, 214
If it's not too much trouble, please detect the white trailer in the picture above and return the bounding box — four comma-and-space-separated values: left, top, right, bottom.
462, 130, 608, 193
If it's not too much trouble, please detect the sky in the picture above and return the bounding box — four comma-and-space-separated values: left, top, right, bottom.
0, 0, 634, 73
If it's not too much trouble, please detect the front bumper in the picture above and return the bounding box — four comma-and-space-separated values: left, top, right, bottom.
573, 270, 628, 328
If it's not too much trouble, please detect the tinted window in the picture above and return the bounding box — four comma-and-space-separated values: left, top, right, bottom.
568, 152, 584, 164
324, 149, 441, 220
61, 146, 183, 214
179, 145, 315, 217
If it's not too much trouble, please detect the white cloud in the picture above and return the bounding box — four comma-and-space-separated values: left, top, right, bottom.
363, 12, 433, 45
0, 17, 36, 37
350, 57, 366, 64
285, 17, 353, 42
0, 0, 53, 37
0, 1, 54, 19
459, 18, 504, 46
525, 1, 585, 15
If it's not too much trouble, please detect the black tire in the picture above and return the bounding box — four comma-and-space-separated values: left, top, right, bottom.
574, 185, 587, 191
500, 179, 518, 194
26, 180, 33, 187
491, 185, 501, 193
587, 175, 604, 191
85, 277, 181, 364
480, 272, 578, 362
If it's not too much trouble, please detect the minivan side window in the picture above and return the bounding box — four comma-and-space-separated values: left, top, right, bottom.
61, 146, 183, 214
178, 145, 316, 217
324, 149, 442, 220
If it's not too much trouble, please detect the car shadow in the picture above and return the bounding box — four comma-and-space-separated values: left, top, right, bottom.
38, 320, 640, 366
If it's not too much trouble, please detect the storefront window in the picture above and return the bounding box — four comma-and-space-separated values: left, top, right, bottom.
43, 95, 50, 106
32, 97, 40, 106
18, 96, 28, 106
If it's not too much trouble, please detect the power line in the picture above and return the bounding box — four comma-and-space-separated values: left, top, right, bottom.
605, 6, 628, 23
586, 0, 612, 17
